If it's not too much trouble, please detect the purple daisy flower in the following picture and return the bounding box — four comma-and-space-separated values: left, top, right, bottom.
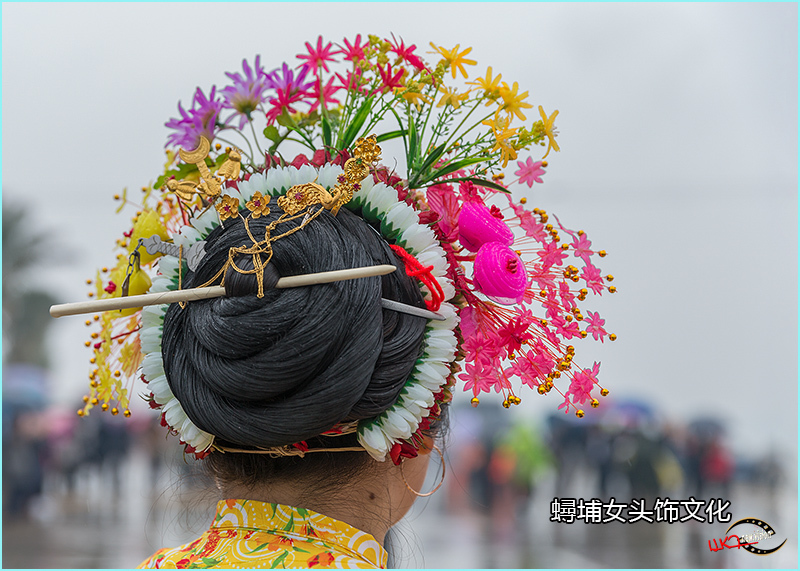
221, 56, 270, 129
165, 86, 225, 149
264, 62, 314, 94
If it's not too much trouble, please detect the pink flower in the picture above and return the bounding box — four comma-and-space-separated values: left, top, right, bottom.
458, 202, 514, 252
585, 311, 608, 341
336, 68, 368, 95
519, 211, 548, 242
337, 34, 367, 63
496, 310, 535, 354
559, 281, 577, 312
459, 306, 479, 339
581, 262, 604, 295
297, 36, 337, 74
306, 76, 342, 113
567, 371, 594, 405
427, 183, 461, 241
572, 233, 593, 263
388, 34, 427, 71
473, 242, 528, 305
514, 157, 546, 187
265, 88, 305, 125
377, 63, 405, 93
460, 361, 498, 396
462, 334, 499, 364
550, 314, 581, 339
506, 347, 555, 389
537, 240, 568, 269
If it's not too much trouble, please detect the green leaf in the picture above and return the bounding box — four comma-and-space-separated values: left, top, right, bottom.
375, 130, 405, 143
415, 142, 448, 178
270, 552, 288, 569
321, 114, 332, 148
263, 126, 280, 142
429, 156, 487, 180
340, 96, 374, 149
201, 557, 221, 567
154, 161, 201, 190
408, 115, 418, 168
463, 176, 511, 193
248, 543, 269, 554
276, 111, 294, 128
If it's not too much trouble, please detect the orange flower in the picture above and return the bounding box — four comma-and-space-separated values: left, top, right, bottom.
308, 552, 336, 567
429, 42, 477, 78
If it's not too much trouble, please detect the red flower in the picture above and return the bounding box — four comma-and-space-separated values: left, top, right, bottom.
377, 64, 404, 93
308, 552, 335, 568
307, 76, 342, 113
390, 441, 419, 465
388, 34, 427, 71
265, 88, 305, 125
297, 36, 337, 74
337, 34, 367, 63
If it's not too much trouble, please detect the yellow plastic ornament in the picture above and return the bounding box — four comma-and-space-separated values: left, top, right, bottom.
127, 209, 169, 265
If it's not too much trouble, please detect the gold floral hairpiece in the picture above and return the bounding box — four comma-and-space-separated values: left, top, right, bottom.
169, 135, 382, 297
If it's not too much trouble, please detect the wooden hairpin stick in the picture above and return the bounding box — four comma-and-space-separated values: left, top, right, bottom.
50, 264, 397, 318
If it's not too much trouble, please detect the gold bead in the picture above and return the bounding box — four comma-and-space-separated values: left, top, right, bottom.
90, 398, 98, 405
91, 333, 99, 339
124, 410, 131, 418
576, 409, 585, 418
113, 194, 120, 200
545, 224, 553, 232
580, 288, 588, 295
538, 384, 547, 394
520, 197, 527, 204
515, 250, 522, 256
85, 320, 92, 326
508, 352, 516, 360
540, 319, 548, 327
102, 267, 108, 273
605, 275, 614, 282
111, 408, 119, 416
515, 396, 522, 404
608, 286, 617, 293
546, 380, 554, 389
101, 403, 109, 412
215, 143, 222, 150
85, 279, 93, 285
114, 370, 121, 378
591, 399, 600, 408
470, 397, 480, 407
565, 314, 573, 322
561, 244, 570, 250
578, 230, 584, 236
609, 333, 617, 341
87, 292, 94, 298
566, 345, 575, 354
84, 341, 91, 347
541, 161, 548, 167
598, 250, 607, 257
89, 357, 96, 364
90, 381, 99, 388
82, 396, 89, 403
580, 331, 588, 338
540, 290, 547, 297
77, 409, 85, 417
601, 388, 610, 397
93, 315, 100, 321
533, 208, 540, 214
502, 399, 510, 408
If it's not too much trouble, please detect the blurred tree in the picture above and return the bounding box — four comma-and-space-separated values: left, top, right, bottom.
2, 200, 60, 368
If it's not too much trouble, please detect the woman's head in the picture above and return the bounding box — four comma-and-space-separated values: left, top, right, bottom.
160, 206, 441, 491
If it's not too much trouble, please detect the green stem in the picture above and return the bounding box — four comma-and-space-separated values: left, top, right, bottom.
247, 119, 264, 158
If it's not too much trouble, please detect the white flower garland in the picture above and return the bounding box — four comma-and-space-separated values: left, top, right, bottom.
139, 164, 459, 460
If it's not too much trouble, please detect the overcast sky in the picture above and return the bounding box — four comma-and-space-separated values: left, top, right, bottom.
2, 3, 797, 469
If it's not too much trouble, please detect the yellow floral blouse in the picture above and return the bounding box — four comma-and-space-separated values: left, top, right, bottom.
138, 499, 388, 569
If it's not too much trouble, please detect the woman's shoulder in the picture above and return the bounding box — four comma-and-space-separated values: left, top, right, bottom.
137, 500, 387, 569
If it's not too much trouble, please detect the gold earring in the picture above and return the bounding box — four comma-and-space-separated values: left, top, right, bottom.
400, 444, 446, 497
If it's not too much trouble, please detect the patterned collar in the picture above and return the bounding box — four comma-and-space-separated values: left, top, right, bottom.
212, 499, 388, 568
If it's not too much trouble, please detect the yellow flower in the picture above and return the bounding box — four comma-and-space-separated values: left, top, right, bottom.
468, 66, 503, 102
498, 81, 533, 122
245, 191, 271, 218
396, 86, 431, 111
215, 194, 241, 221
483, 112, 518, 168
429, 42, 477, 79
436, 86, 469, 109
538, 105, 560, 158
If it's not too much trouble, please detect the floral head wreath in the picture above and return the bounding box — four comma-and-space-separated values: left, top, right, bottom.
66, 34, 616, 464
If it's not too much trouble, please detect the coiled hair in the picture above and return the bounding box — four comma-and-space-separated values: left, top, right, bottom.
161, 207, 428, 457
